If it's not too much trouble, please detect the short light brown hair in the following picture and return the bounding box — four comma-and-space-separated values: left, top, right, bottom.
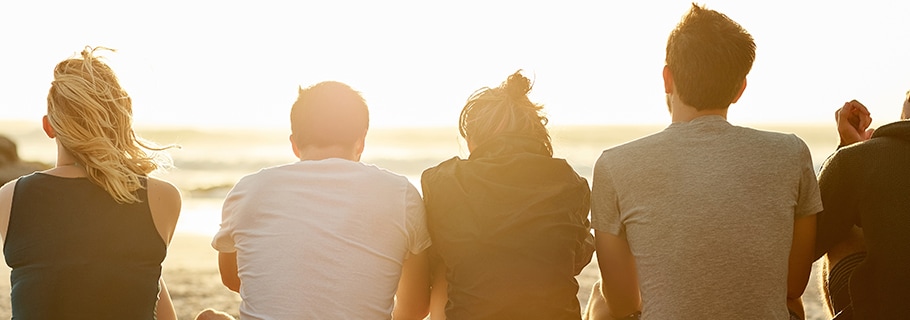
666, 3, 756, 110
290, 81, 369, 149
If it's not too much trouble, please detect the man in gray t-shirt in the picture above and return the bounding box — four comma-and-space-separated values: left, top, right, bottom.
587, 4, 822, 320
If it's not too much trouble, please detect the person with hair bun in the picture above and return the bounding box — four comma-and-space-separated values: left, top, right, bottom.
421, 70, 593, 320
0, 47, 181, 319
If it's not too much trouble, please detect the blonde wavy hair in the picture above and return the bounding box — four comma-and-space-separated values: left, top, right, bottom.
46, 46, 174, 203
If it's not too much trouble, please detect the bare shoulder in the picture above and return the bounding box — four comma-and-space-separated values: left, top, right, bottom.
0, 179, 16, 199
0, 179, 19, 242
147, 178, 181, 200
146, 177, 181, 215
0, 179, 19, 213
146, 177, 181, 245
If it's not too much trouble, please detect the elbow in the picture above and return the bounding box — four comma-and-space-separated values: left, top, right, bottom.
392, 295, 430, 320
787, 287, 805, 301
221, 275, 241, 293
786, 280, 809, 301
392, 305, 429, 320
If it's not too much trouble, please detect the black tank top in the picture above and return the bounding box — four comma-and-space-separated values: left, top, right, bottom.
4, 173, 166, 319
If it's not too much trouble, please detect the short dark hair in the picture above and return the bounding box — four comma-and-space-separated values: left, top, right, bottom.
666, 3, 755, 110
290, 81, 369, 148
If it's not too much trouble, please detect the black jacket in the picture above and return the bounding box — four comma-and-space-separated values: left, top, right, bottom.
421, 135, 593, 320
816, 120, 910, 319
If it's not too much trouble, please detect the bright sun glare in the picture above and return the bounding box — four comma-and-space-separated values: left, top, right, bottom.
1, 0, 909, 129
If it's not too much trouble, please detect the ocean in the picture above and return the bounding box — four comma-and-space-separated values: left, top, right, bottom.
1, 121, 838, 236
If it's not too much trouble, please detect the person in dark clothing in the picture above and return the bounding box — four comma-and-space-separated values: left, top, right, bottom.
421, 70, 594, 320
814, 96, 910, 319
0, 46, 182, 319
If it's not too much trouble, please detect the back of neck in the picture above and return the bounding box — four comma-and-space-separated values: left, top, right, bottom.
296, 145, 361, 162
670, 101, 729, 123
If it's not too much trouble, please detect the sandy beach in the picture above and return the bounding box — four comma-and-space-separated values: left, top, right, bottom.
0, 232, 831, 319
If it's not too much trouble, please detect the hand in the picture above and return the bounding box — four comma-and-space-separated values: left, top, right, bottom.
835, 100, 874, 146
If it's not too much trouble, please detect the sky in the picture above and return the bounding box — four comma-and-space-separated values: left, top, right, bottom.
1, 0, 909, 129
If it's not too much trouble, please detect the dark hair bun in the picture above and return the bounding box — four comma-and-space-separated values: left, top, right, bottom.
504, 70, 532, 99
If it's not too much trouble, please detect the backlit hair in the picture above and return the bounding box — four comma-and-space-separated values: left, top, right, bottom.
666, 3, 756, 110
290, 81, 369, 148
46, 46, 174, 203
459, 70, 552, 156
903, 90, 910, 120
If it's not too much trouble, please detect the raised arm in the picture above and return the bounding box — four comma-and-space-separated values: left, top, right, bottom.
595, 230, 641, 319
392, 250, 431, 320
835, 100, 874, 147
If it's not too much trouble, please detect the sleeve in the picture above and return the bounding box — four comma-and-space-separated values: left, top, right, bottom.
793, 135, 824, 219
574, 177, 595, 275
211, 183, 243, 253
814, 149, 860, 258
590, 152, 624, 236
405, 183, 432, 255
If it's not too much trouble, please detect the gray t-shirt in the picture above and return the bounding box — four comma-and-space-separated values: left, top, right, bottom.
591, 115, 822, 319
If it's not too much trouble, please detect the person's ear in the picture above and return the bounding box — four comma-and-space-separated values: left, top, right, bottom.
289, 134, 300, 158
352, 131, 366, 161
902, 97, 910, 120
42, 116, 56, 138
731, 78, 748, 104
662, 66, 674, 94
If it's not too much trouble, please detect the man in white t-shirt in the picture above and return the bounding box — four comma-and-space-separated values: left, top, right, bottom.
210, 81, 432, 319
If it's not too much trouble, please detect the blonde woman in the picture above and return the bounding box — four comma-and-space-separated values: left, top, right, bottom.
0, 47, 181, 319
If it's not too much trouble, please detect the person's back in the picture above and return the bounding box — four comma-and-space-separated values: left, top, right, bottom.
216, 160, 426, 318
595, 118, 818, 318
422, 71, 593, 320
589, 5, 820, 319
212, 81, 431, 319
423, 138, 591, 320
0, 46, 181, 320
816, 99, 910, 318
5, 174, 165, 319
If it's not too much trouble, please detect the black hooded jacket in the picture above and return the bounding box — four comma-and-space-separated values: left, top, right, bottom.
816, 120, 910, 319
421, 134, 593, 320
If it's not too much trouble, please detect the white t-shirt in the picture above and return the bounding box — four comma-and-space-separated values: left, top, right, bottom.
213, 158, 431, 320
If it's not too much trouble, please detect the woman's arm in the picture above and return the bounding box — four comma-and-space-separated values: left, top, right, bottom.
0, 179, 17, 244
146, 178, 182, 246
156, 277, 178, 320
